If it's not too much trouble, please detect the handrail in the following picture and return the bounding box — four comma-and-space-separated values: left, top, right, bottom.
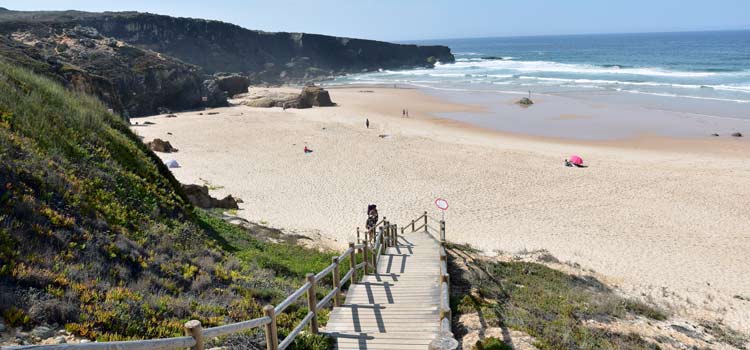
403, 211, 457, 349
7, 214, 390, 350
203, 317, 271, 339
278, 312, 314, 350
6, 215, 415, 350
314, 263, 336, 282
275, 282, 311, 315
316, 287, 338, 310
2, 337, 197, 350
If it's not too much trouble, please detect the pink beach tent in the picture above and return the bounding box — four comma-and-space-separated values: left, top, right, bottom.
569, 155, 584, 166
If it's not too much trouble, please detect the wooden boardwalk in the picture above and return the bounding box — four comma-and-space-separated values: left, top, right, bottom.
325, 231, 442, 350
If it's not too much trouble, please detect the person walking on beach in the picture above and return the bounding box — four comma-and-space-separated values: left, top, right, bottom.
406, 109, 409, 118
366, 204, 379, 241
366, 118, 370, 129
402, 109, 406, 117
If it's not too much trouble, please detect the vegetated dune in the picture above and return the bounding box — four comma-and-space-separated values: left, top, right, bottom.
0, 61, 335, 347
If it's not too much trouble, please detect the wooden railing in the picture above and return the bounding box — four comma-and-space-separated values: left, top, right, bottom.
4, 219, 396, 350
403, 211, 457, 350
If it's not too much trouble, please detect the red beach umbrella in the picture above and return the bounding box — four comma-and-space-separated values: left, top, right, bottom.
569, 155, 583, 166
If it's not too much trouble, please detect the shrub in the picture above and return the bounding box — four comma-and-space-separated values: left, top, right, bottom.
449, 246, 667, 350
474, 337, 512, 350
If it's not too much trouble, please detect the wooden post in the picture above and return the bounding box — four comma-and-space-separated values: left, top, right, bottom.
380, 221, 389, 246
385, 223, 391, 247
424, 211, 428, 232
349, 242, 357, 283
393, 224, 398, 246
411, 219, 415, 232
363, 242, 370, 274
184, 320, 204, 350
440, 220, 446, 243
306, 273, 319, 334
263, 305, 278, 350
441, 273, 451, 321
332, 256, 341, 307
378, 226, 384, 251
356, 227, 360, 244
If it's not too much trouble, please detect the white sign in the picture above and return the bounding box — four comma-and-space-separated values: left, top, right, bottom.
435, 198, 449, 210
202, 96, 208, 102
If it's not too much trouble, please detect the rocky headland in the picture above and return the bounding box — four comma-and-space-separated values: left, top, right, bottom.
0, 8, 454, 119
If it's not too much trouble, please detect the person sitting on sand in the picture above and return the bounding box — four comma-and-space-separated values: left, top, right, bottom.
366, 204, 378, 241
304, 146, 313, 153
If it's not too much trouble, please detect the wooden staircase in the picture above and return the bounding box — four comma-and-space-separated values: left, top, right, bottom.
325, 222, 451, 350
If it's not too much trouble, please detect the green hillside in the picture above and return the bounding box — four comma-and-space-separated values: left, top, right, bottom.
0, 60, 333, 346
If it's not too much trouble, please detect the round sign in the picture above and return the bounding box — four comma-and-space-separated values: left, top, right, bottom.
435, 198, 449, 210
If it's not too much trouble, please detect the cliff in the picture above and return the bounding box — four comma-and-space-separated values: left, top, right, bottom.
0, 9, 455, 84
0, 21, 227, 118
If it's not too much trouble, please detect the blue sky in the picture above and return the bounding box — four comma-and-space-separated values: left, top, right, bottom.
2, 0, 749, 41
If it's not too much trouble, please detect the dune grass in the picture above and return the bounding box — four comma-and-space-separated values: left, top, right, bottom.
0, 60, 337, 347
449, 245, 667, 350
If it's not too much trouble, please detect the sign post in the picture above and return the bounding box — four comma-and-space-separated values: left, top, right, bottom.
435, 198, 448, 221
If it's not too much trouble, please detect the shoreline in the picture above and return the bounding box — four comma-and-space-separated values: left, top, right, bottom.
133, 86, 750, 333
321, 83, 750, 157
322, 82, 750, 145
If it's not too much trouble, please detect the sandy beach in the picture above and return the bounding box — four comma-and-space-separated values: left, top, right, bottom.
133, 86, 750, 332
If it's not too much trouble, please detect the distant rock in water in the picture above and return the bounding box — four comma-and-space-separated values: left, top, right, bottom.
215, 74, 251, 97
147, 138, 178, 153
182, 184, 239, 209
731, 132, 743, 137
517, 97, 534, 106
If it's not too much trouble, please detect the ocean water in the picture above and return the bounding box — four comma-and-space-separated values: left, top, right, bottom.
332, 31, 750, 105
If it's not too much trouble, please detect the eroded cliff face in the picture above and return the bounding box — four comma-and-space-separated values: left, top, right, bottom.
79, 13, 455, 83
0, 9, 455, 114
0, 23, 227, 118
0, 10, 454, 84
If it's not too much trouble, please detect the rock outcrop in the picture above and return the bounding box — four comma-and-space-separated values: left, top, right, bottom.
0, 9, 455, 85
0, 34, 124, 116
147, 138, 177, 153
182, 184, 239, 209
215, 74, 251, 97
0, 23, 228, 118
235, 86, 335, 109
299, 85, 335, 107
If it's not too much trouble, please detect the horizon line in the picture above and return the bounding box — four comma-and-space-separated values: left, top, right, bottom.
2, 7, 748, 45
400, 28, 750, 43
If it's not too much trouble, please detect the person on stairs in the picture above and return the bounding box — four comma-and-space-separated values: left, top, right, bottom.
366, 204, 378, 242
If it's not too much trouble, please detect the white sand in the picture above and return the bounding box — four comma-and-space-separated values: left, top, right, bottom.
133, 87, 750, 332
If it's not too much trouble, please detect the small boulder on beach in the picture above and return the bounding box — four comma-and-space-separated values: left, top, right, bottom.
731, 132, 743, 137
147, 138, 178, 153
182, 184, 239, 209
